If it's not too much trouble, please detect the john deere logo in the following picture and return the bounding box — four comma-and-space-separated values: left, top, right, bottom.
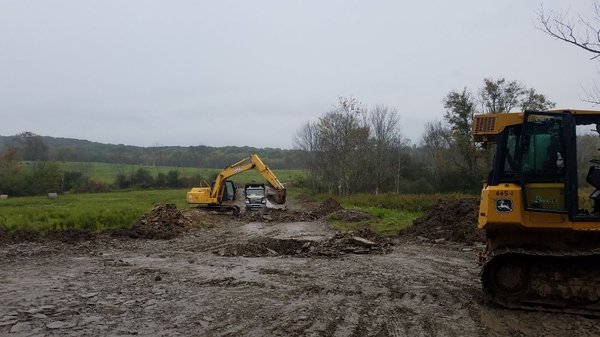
496, 199, 513, 213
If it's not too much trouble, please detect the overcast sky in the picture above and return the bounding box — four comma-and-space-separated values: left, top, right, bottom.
0, 0, 597, 148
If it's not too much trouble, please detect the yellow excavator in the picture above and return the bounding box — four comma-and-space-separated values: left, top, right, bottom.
473, 109, 600, 314
187, 154, 286, 214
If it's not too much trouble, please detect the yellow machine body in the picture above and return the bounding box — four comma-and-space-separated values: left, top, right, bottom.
478, 183, 600, 231
473, 109, 600, 314
187, 154, 286, 207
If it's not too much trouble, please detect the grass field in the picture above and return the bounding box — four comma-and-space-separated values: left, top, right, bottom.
0, 181, 473, 235
60, 161, 304, 185
0, 189, 190, 231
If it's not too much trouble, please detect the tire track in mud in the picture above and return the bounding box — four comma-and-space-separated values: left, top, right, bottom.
187, 249, 482, 337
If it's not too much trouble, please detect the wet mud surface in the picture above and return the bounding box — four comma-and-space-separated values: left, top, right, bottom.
1, 215, 599, 336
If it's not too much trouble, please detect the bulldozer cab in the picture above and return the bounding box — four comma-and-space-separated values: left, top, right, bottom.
489, 110, 600, 220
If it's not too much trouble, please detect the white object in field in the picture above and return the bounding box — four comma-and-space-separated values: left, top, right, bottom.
48, 193, 58, 199
0, 194, 7, 199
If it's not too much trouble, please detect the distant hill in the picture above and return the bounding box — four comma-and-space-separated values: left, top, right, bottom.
0, 134, 304, 169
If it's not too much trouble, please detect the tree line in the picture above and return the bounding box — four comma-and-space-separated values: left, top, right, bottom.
0, 134, 304, 170
0, 152, 209, 196
296, 78, 555, 195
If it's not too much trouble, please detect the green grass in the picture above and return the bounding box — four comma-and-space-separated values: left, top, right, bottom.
336, 192, 475, 212
59, 161, 304, 185
304, 192, 477, 236
0, 189, 190, 231
328, 206, 423, 235
0, 182, 471, 236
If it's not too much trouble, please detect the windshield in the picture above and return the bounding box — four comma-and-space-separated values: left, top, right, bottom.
246, 188, 265, 197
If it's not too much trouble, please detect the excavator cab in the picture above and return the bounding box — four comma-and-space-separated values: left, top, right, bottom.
485, 110, 600, 220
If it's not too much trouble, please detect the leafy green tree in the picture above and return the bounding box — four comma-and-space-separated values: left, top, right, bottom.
155, 173, 167, 188
0, 149, 22, 195
115, 173, 131, 189
479, 78, 524, 113
443, 89, 479, 181
11, 132, 49, 161
520, 88, 557, 111
38, 162, 63, 192
63, 171, 86, 190
131, 168, 154, 188
167, 170, 180, 188
437, 78, 555, 190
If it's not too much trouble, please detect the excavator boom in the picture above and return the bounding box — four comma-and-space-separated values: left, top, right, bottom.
187, 154, 286, 212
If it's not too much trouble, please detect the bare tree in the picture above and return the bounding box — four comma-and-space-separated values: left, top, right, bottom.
294, 121, 320, 189
10, 132, 49, 161
538, 2, 600, 103
538, 3, 600, 59
369, 104, 403, 195
421, 121, 453, 182
295, 98, 405, 195
318, 100, 368, 196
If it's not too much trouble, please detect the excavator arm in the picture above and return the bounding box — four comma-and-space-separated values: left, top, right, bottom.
209, 154, 286, 204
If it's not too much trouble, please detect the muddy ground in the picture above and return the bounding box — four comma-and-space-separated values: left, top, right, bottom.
1, 205, 599, 336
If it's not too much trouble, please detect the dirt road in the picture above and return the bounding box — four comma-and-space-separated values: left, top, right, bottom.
1, 217, 598, 336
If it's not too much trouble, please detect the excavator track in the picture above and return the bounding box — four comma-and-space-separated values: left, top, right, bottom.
195, 205, 240, 215
482, 247, 600, 316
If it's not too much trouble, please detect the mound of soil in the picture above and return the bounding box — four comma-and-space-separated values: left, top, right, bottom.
314, 198, 344, 216
215, 228, 392, 258
109, 204, 192, 240
328, 209, 371, 222
405, 198, 484, 244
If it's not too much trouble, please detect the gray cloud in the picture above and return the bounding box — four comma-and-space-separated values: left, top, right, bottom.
0, 0, 596, 148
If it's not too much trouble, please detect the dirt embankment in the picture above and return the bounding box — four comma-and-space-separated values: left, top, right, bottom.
405, 198, 484, 244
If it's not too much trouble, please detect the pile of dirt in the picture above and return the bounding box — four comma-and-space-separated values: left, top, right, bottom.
405, 198, 484, 244
328, 209, 371, 222
109, 204, 192, 240
215, 228, 392, 258
314, 198, 344, 216
238, 208, 319, 222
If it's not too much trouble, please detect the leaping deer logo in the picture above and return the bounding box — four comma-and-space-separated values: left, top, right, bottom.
496, 199, 513, 213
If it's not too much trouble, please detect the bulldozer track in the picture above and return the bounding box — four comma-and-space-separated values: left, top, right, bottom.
482, 247, 600, 316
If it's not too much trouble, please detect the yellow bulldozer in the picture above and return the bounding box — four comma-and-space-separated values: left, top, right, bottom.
187, 154, 286, 214
473, 109, 600, 314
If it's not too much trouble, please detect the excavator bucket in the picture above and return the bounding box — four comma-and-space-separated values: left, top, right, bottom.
266, 188, 286, 205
